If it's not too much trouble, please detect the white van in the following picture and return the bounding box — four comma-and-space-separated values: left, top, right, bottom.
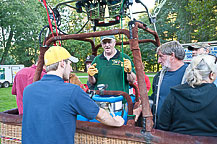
0, 65, 24, 88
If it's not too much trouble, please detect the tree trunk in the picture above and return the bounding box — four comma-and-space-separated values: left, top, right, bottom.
0, 28, 13, 64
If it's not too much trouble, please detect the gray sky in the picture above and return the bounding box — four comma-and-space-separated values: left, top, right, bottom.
132, 0, 155, 11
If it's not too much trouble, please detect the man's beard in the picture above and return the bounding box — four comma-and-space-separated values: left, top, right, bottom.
63, 73, 69, 81
162, 57, 171, 70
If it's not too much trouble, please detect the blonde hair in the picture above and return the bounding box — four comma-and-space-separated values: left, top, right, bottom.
185, 54, 217, 87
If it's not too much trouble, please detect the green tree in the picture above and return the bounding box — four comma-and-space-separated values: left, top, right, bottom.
0, 0, 47, 66
146, 0, 216, 44
137, 0, 217, 72
153, 0, 193, 44
186, 0, 217, 41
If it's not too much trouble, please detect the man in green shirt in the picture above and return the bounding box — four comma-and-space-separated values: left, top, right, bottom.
88, 35, 136, 94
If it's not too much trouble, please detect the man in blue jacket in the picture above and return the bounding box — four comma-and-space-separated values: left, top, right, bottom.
22, 46, 124, 144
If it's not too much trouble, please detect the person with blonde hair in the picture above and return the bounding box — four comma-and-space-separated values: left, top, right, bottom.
158, 54, 217, 136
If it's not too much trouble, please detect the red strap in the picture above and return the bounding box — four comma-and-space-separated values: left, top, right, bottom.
42, 0, 56, 46
80, 84, 89, 92
51, 10, 61, 46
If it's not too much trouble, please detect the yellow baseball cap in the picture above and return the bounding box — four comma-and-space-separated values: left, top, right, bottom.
44, 46, 79, 66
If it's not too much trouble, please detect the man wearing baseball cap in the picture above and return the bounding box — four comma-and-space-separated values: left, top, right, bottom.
85, 55, 95, 90
188, 43, 210, 57
85, 55, 95, 70
185, 43, 217, 86
88, 35, 136, 93
22, 46, 124, 144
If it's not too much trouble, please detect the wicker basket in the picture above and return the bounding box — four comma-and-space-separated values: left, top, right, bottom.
74, 132, 143, 144
1, 122, 143, 144
1, 123, 22, 144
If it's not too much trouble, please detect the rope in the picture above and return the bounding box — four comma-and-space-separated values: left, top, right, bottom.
153, 0, 167, 18
43, 0, 54, 37
120, 0, 126, 93
152, 0, 167, 33
139, 0, 167, 34
42, 0, 57, 46
51, 8, 61, 46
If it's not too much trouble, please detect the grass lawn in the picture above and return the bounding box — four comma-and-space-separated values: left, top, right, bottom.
148, 77, 153, 96
0, 86, 17, 143
0, 86, 17, 112
75, 72, 89, 84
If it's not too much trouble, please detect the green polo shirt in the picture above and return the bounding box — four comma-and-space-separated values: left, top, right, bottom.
92, 50, 135, 94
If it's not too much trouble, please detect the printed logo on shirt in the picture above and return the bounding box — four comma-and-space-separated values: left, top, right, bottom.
112, 60, 123, 66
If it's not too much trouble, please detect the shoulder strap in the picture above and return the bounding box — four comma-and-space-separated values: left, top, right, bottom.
154, 67, 167, 126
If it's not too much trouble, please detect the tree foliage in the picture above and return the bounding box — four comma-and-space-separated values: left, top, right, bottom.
186, 0, 217, 41
1, 0, 216, 72
0, 0, 47, 66
137, 0, 217, 72
153, 0, 194, 43
152, 0, 217, 43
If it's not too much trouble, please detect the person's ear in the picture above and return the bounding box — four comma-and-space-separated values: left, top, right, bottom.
171, 52, 175, 57
209, 71, 215, 80
113, 39, 116, 45
171, 52, 175, 60
59, 60, 65, 68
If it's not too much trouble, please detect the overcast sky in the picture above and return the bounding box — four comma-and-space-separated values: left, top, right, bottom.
132, 0, 155, 11
130, 0, 155, 18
